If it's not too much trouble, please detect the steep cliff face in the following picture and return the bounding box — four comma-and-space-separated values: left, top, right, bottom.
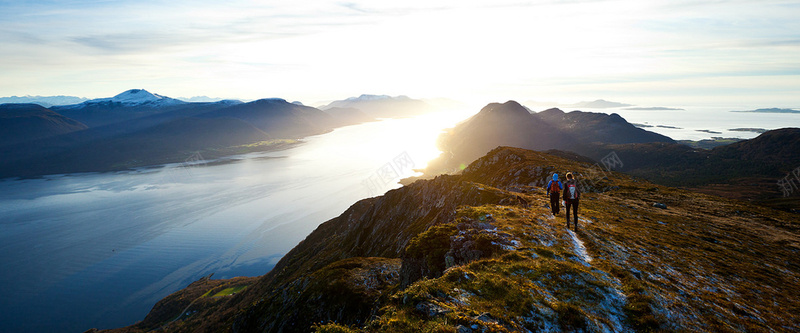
105, 147, 800, 333
231, 175, 518, 332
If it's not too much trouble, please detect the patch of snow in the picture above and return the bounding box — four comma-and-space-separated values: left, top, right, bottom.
568, 229, 592, 264
590, 284, 628, 333
83, 89, 185, 106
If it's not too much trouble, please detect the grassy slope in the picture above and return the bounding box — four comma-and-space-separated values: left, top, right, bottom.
354, 147, 799, 332
103, 147, 800, 333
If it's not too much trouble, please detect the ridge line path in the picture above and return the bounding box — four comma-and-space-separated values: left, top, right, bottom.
544, 212, 630, 333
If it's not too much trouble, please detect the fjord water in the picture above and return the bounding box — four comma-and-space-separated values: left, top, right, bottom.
0, 111, 471, 333
576, 106, 800, 140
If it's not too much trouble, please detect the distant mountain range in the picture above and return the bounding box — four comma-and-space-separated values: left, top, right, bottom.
0, 93, 232, 107
624, 107, 685, 111
0, 89, 431, 178
424, 100, 800, 211
0, 95, 89, 107
320, 94, 432, 118
525, 99, 633, 109
426, 101, 673, 174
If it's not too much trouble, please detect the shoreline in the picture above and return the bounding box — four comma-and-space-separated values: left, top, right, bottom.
0, 139, 305, 182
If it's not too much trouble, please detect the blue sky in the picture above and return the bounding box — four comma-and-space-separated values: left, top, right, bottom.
1, 0, 799, 107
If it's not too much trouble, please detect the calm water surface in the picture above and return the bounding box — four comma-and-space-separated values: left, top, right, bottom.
577, 106, 799, 140
0, 111, 472, 333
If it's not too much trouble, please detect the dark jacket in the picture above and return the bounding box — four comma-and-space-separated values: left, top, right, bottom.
562, 179, 581, 201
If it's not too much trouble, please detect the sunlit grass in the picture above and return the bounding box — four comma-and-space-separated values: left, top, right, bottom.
210, 285, 247, 297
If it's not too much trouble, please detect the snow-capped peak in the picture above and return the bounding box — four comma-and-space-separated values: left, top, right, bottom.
83, 89, 185, 106
111, 89, 163, 103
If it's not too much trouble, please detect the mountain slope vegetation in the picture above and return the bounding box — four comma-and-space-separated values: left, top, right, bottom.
101, 147, 800, 333
0, 103, 88, 146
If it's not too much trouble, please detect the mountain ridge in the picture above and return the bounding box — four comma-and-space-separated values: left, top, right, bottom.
0, 95, 89, 107
99, 147, 800, 333
425, 101, 670, 175
0, 103, 88, 146
0, 95, 371, 178
320, 94, 432, 118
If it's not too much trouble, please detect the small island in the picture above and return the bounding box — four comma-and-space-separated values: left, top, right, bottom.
729, 128, 768, 134
678, 137, 743, 149
731, 108, 800, 114
625, 107, 685, 111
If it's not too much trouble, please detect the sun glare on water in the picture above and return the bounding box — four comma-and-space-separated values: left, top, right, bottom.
397, 109, 476, 170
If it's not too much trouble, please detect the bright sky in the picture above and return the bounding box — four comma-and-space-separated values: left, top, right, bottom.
1, 0, 799, 107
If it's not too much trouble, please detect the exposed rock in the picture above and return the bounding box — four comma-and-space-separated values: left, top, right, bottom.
415, 301, 452, 318
474, 312, 499, 324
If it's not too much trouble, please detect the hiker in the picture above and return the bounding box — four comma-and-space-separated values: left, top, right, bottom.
546, 173, 562, 215
563, 172, 581, 231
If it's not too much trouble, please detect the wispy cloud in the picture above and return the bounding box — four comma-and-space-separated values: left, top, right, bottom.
0, 0, 798, 105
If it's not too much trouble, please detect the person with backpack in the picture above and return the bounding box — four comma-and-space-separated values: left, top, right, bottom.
562, 172, 581, 231
546, 173, 562, 215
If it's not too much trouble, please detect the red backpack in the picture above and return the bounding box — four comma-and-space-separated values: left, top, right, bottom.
549, 181, 560, 193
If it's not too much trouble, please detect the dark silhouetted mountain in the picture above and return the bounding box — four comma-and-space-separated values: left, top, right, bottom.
712, 128, 800, 164
537, 108, 674, 144
0, 95, 89, 107
0, 99, 241, 170
200, 98, 335, 139
420, 102, 800, 210
426, 101, 671, 174
320, 94, 432, 118
104, 147, 800, 333
0, 103, 88, 146
427, 101, 577, 173
0, 95, 357, 178
582, 128, 800, 186
4, 117, 271, 176
553, 128, 800, 211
